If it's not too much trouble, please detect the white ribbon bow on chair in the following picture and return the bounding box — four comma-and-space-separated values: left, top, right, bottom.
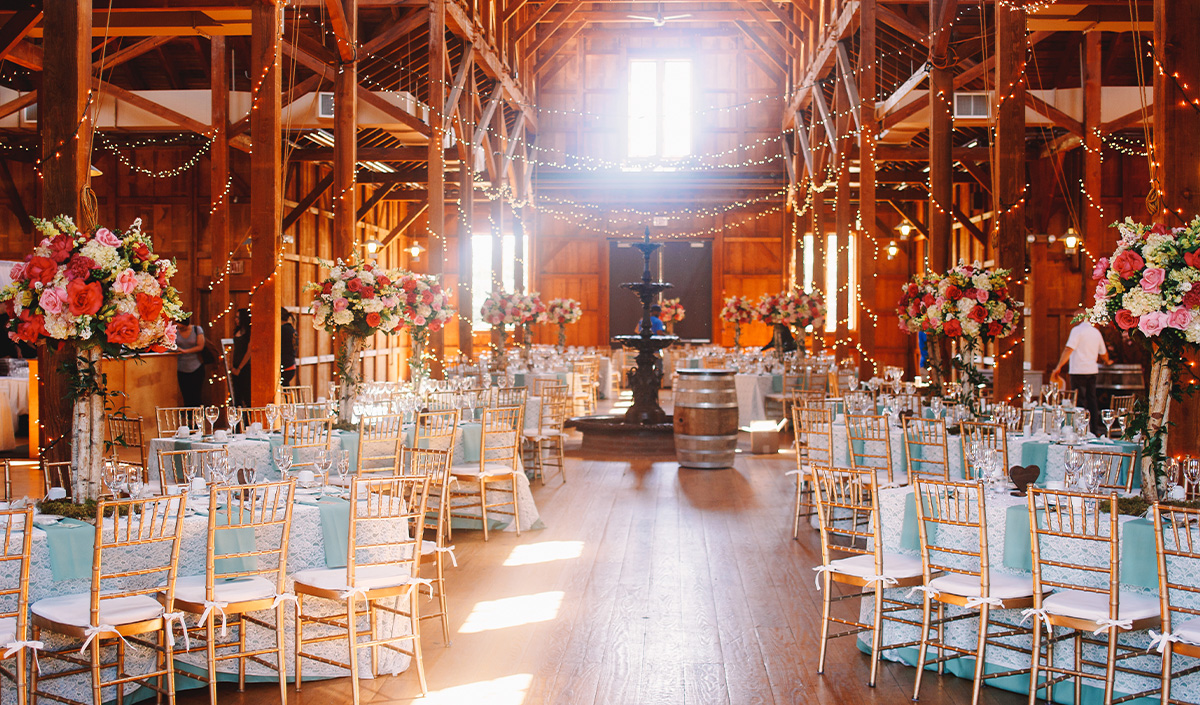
434, 544, 458, 568
812, 565, 835, 590
197, 600, 230, 637
907, 585, 940, 600
964, 596, 1007, 610
1091, 618, 1133, 635
271, 593, 298, 610
80, 624, 129, 654
3, 639, 43, 673
1149, 630, 1183, 654
162, 612, 190, 652
1020, 608, 1054, 632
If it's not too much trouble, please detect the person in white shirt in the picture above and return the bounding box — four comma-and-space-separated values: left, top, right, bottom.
1051, 320, 1112, 435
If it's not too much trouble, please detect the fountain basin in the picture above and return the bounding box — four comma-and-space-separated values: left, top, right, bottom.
570, 415, 675, 457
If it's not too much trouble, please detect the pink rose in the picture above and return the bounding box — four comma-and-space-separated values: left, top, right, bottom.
1138, 311, 1169, 337
1115, 309, 1138, 330
413, 315, 426, 326
163, 322, 178, 348
1092, 257, 1109, 280
93, 228, 121, 247
115, 268, 138, 295
1141, 267, 1167, 293
38, 287, 67, 315
974, 289, 988, 303
333, 298, 349, 312
8, 263, 24, 281
1002, 309, 1015, 323
1094, 283, 1108, 302
1168, 307, 1194, 330
1111, 250, 1145, 279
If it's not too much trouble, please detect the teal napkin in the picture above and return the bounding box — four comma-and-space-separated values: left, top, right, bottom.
1119, 519, 1158, 591
318, 497, 351, 568
899, 491, 940, 553
772, 375, 783, 394
1020, 442, 1050, 484
43, 518, 95, 582
513, 373, 527, 388
460, 422, 483, 464
213, 507, 259, 575
1003, 504, 1033, 572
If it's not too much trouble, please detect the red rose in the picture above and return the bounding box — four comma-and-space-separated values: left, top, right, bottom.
945, 285, 962, 301
365, 312, 381, 328
48, 235, 73, 263
407, 292, 418, 304
105, 313, 139, 345
1185, 289, 1200, 309
422, 291, 434, 304
922, 294, 934, 307
132, 243, 151, 262
1115, 309, 1138, 330
429, 319, 443, 332
322, 282, 333, 295
1111, 250, 1145, 279
136, 292, 163, 322
988, 322, 1004, 337
361, 286, 375, 299
968, 305, 988, 323
943, 320, 962, 337
1186, 251, 1200, 270
377, 276, 390, 287
907, 284, 919, 296
66, 279, 103, 316
1152, 222, 1169, 235
346, 278, 363, 293
14, 311, 45, 344
65, 255, 96, 280
25, 256, 57, 286
402, 278, 417, 291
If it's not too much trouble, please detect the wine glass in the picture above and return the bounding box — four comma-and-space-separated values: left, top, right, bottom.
1117, 413, 1129, 440
1185, 458, 1200, 495
265, 404, 279, 432
182, 451, 201, 484
273, 445, 293, 479
1165, 458, 1181, 498
930, 396, 943, 419
1022, 381, 1033, 408
1101, 409, 1116, 438
848, 377, 859, 393
281, 403, 296, 425
336, 449, 352, 485
126, 468, 144, 499
204, 406, 220, 436
226, 406, 240, 435
315, 449, 334, 490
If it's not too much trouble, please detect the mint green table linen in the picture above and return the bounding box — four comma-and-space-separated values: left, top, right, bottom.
42, 518, 95, 581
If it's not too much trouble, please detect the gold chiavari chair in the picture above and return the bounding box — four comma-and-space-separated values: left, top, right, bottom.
523, 383, 569, 484
846, 414, 897, 487
910, 479, 1034, 704
424, 391, 460, 413
235, 406, 272, 431
407, 447, 455, 644
293, 475, 431, 702
292, 402, 333, 421
1077, 448, 1137, 493
810, 465, 924, 687
0, 459, 11, 501
490, 386, 529, 423
960, 421, 1009, 480
791, 405, 836, 537
0, 506, 32, 705
155, 446, 230, 489
356, 414, 406, 477
170, 480, 295, 704
893, 393, 922, 416
283, 416, 335, 474
902, 417, 951, 481
1026, 488, 1161, 703
31, 494, 187, 705
413, 409, 459, 454
280, 385, 313, 405
155, 406, 204, 437
449, 405, 523, 541
1108, 394, 1137, 437
766, 372, 809, 419
41, 459, 73, 499
106, 412, 147, 472
570, 359, 599, 414
1154, 503, 1200, 704
529, 377, 562, 396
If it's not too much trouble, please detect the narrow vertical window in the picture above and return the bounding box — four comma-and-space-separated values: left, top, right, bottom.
628, 59, 692, 159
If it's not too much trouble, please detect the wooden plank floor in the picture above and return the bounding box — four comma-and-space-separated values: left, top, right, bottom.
11, 398, 1025, 705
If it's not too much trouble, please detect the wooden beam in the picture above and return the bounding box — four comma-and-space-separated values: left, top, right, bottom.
428, 0, 446, 371
812, 85, 837, 156
356, 183, 395, 221
472, 83, 503, 148
756, 0, 807, 39
444, 42, 474, 118
734, 21, 788, 76
282, 172, 334, 233
835, 42, 862, 132
0, 160, 31, 234
782, 0, 858, 127
379, 201, 429, 248
356, 86, 433, 136
787, 0, 815, 23
360, 8, 426, 56
794, 117, 813, 176
513, 0, 561, 44
957, 159, 991, 195
93, 35, 172, 72
500, 113, 527, 181
209, 34, 231, 342
858, 0, 878, 378
289, 146, 455, 161
525, 0, 585, 58
98, 78, 210, 135
1025, 92, 1083, 136
533, 21, 586, 76
332, 0, 358, 261
928, 0, 958, 64
733, 0, 797, 58
0, 9, 42, 65
875, 63, 928, 121
877, 5, 929, 47
324, 0, 356, 62
1100, 104, 1151, 134
231, 72, 323, 137
950, 200, 986, 244
877, 146, 990, 161
886, 200, 929, 239
443, 0, 536, 133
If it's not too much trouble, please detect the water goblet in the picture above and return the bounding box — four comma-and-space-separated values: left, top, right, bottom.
315, 449, 334, 489
848, 377, 859, 393
1165, 458, 1181, 497
1022, 381, 1033, 408
1101, 409, 1116, 438
1117, 414, 1129, 439
204, 405, 220, 435
273, 445, 293, 479
226, 406, 240, 435
337, 450, 352, 485
930, 396, 943, 419
1185, 458, 1200, 494
281, 403, 296, 424
265, 404, 279, 432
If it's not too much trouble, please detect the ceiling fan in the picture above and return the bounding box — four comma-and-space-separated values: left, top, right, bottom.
627, 2, 692, 26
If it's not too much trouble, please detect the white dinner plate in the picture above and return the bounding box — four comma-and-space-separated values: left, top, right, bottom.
32, 513, 63, 526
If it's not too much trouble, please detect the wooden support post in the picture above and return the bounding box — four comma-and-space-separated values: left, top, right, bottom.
1157, 0, 1200, 456
249, 0, 283, 407
858, 0, 877, 378
428, 0, 447, 371
209, 35, 231, 348
928, 2, 953, 273
1083, 30, 1104, 294
37, 0, 91, 461
834, 84, 852, 358
993, 0, 1026, 404
457, 86, 475, 361
332, 0, 358, 261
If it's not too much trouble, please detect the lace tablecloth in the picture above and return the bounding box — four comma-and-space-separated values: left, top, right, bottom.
11, 502, 414, 702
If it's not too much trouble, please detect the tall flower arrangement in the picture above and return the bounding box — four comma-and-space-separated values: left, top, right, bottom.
756, 291, 825, 355
659, 298, 685, 323
481, 290, 534, 368
545, 297, 582, 351
720, 295, 755, 347
517, 293, 547, 364
896, 271, 947, 389
1087, 218, 1200, 501
394, 272, 455, 384
305, 258, 406, 423
0, 216, 187, 500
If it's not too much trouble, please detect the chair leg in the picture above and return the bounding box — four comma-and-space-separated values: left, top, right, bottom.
913, 594, 933, 700
1163, 646, 1173, 705
347, 597, 361, 705
479, 479, 489, 541
294, 597, 304, 691
15, 639, 27, 705
409, 588, 428, 695
817, 576, 832, 674
29, 625, 39, 705
1103, 629, 1119, 705
206, 612, 218, 705
436, 551, 450, 644
90, 637, 104, 705
792, 480, 803, 539
971, 605, 990, 705
275, 603, 288, 704
164, 625, 177, 705
512, 475, 522, 537
868, 587, 884, 687
1027, 619, 1043, 705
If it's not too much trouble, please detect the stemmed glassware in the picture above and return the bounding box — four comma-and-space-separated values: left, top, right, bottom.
930, 396, 943, 419
265, 404, 279, 432
1185, 458, 1200, 497
1064, 447, 1083, 489
1117, 413, 1129, 440
337, 450, 352, 486
1165, 458, 1181, 498
226, 406, 240, 435
315, 449, 334, 490
204, 405, 220, 436
1022, 380, 1033, 408
281, 403, 296, 426
1101, 409, 1116, 438
273, 445, 293, 480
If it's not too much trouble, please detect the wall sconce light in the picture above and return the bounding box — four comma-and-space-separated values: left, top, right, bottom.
886, 240, 899, 260
897, 222, 912, 241
407, 242, 425, 261
1063, 227, 1079, 254
365, 239, 382, 255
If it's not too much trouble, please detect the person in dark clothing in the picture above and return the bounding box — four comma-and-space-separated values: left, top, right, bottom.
280, 308, 297, 386
230, 308, 251, 407
174, 313, 206, 407
762, 324, 798, 353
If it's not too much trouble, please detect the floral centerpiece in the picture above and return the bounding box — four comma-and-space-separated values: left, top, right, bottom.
481, 290, 535, 369
659, 297, 684, 334
756, 290, 825, 356
394, 272, 455, 385
0, 216, 187, 500
306, 258, 406, 424
1087, 218, 1200, 501
720, 295, 755, 348
896, 271, 947, 387
517, 292, 547, 365
545, 297, 582, 351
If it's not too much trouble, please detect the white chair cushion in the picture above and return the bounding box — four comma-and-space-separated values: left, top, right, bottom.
421, 540, 437, 556
451, 462, 515, 477
173, 574, 277, 605
828, 552, 923, 581
31, 593, 164, 628
292, 564, 417, 592
928, 571, 1033, 600
0, 616, 14, 646
1042, 589, 1160, 623
1173, 617, 1200, 646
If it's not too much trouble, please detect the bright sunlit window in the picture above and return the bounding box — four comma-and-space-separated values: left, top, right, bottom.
802, 233, 814, 294
472, 233, 529, 331
627, 59, 692, 160
823, 233, 858, 333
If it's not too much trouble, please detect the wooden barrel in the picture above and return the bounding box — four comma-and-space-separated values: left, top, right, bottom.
673, 369, 739, 469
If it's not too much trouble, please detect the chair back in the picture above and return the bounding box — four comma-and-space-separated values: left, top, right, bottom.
845, 414, 894, 486
530, 378, 563, 396
1077, 448, 1136, 493
903, 417, 951, 481
283, 416, 334, 472
0, 507, 32, 655
810, 465, 883, 569
961, 422, 1008, 480
236, 406, 272, 430
788, 389, 826, 410
357, 414, 406, 476
793, 405, 834, 467
42, 459, 74, 499
911, 479, 993, 593
413, 409, 458, 451
1154, 504, 1200, 649
0, 459, 10, 501
425, 391, 461, 412
156, 446, 230, 487
92, 494, 187, 625
893, 394, 922, 415
106, 413, 147, 469
347, 475, 430, 589
155, 406, 204, 437
203, 481, 295, 594
479, 405, 523, 473
405, 447, 453, 541
292, 402, 332, 420
281, 385, 313, 404
490, 387, 529, 422
534, 385, 570, 436
1026, 488, 1121, 614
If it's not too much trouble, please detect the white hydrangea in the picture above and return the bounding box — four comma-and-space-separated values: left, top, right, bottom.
1187, 318, 1200, 344
79, 241, 120, 272
114, 296, 138, 316
332, 309, 353, 326
359, 270, 375, 285
957, 298, 975, 314
362, 298, 385, 313
1121, 288, 1164, 318
971, 273, 990, 291
962, 320, 981, 337
43, 313, 74, 339
331, 281, 346, 297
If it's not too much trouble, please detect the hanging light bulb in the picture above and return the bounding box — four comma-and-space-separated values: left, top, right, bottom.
887, 240, 899, 260
365, 239, 381, 255
1063, 227, 1079, 254
407, 242, 425, 261
897, 222, 912, 241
